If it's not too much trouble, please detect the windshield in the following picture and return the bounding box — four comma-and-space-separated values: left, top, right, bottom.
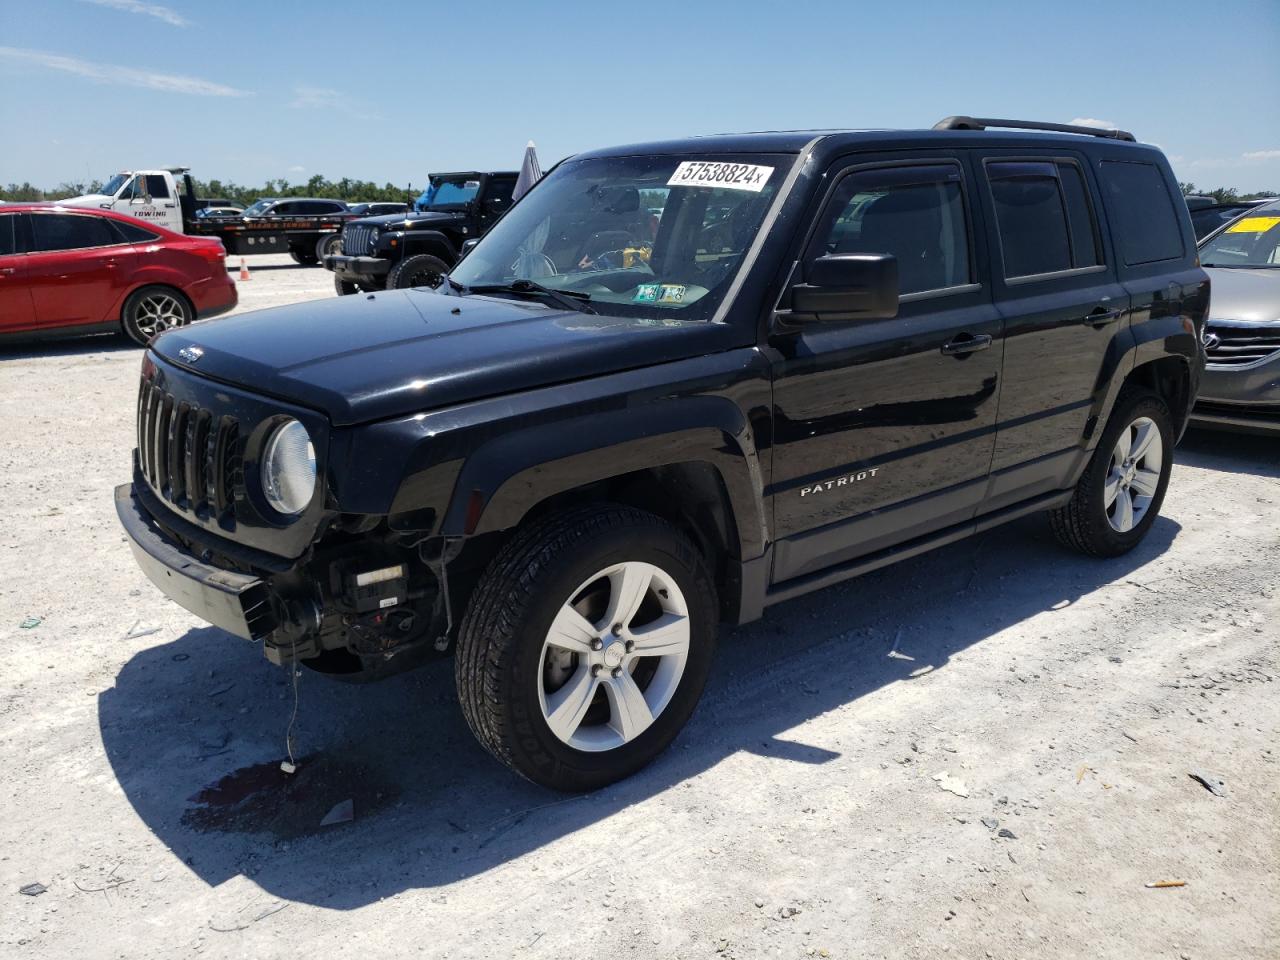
102, 173, 131, 196
449, 154, 789, 319
419, 176, 481, 209
1200, 201, 1280, 268
242, 199, 274, 216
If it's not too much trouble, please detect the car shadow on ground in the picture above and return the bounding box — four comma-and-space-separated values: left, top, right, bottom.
0, 333, 136, 359
98, 513, 1179, 909
1179, 427, 1280, 478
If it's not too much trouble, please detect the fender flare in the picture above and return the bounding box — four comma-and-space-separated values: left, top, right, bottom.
436, 395, 768, 559
398, 230, 457, 264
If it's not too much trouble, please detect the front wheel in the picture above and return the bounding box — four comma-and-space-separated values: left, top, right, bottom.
121, 285, 194, 346
387, 253, 448, 290
1050, 389, 1174, 557
334, 275, 359, 296
456, 504, 718, 791
289, 248, 320, 266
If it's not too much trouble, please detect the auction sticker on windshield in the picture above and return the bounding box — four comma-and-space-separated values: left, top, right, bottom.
668, 161, 773, 193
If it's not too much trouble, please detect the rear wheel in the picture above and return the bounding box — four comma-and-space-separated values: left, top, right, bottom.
1050, 389, 1174, 557
456, 504, 718, 791
315, 233, 342, 261
387, 253, 448, 290
121, 286, 193, 346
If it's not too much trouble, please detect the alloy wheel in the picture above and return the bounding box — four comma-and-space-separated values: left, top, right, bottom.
134, 293, 186, 339
537, 561, 690, 752
1104, 415, 1163, 533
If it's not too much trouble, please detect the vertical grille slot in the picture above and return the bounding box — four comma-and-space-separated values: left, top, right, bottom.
187, 409, 212, 512
144, 386, 163, 482
153, 394, 173, 494
168, 402, 190, 503
212, 417, 239, 516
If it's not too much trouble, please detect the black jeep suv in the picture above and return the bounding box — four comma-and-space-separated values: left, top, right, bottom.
323, 171, 517, 295
117, 118, 1207, 791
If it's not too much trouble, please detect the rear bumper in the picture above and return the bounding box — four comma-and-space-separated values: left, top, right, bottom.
324, 254, 391, 282
115, 483, 276, 640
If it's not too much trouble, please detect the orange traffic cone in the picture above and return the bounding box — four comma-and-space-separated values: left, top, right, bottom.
239, 257, 251, 281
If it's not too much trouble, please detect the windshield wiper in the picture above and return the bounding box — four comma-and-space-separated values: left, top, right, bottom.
465, 279, 596, 314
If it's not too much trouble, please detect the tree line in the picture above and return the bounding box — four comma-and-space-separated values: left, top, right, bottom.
3, 175, 1275, 207
0, 174, 417, 205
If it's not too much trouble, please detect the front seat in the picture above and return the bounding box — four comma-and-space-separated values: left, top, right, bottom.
837, 187, 946, 294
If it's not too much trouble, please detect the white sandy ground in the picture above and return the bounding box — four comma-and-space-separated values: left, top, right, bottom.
0, 255, 1276, 959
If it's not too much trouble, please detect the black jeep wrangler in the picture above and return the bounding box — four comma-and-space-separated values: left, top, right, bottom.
117, 117, 1207, 791
322, 171, 517, 295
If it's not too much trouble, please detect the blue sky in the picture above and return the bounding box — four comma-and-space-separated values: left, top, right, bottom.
1, 0, 1278, 192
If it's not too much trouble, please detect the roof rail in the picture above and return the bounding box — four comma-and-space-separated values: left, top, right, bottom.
932, 116, 1137, 143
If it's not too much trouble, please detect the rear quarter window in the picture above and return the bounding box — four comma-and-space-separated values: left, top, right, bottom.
1099, 160, 1184, 265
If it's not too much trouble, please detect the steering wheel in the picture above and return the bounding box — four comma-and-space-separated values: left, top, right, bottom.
509, 251, 558, 277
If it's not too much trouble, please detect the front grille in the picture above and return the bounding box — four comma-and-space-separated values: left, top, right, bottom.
137, 378, 239, 521
341, 223, 373, 257
1205, 323, 1280, 367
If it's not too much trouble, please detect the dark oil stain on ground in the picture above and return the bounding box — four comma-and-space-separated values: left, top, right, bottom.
182, 753, 399, 840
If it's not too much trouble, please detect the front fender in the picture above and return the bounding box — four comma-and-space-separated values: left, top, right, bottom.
388, 229, 456, 263
329, 349, 772, 559
449, 396, 768, 557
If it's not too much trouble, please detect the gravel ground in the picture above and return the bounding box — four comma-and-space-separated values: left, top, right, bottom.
1, 256, 1277, 959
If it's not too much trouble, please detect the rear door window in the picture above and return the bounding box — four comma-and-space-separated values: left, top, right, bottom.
986, 160, 1101, 279
1099, 161, 1184, 264
812, 163, 972, 295
0, 214, 16, 256
31, 213, 117, 251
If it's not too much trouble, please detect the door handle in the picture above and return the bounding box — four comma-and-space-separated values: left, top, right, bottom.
940, 333, 993, 356
1081, 308, 1123, 327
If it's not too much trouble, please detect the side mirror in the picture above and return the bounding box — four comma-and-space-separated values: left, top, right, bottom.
459, 237, 480, 259
788, 253, 899, 322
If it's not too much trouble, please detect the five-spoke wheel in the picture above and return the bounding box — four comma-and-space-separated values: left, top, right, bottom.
1051, 389, 1174, 557
539, 561, 691, 752
456, 504, 717, 792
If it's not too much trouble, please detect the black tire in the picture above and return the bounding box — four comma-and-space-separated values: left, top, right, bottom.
121, 285, 194, 346
1050, 389, 1174, 557
289, 248, 320, 266
334, 275, 359, 296
456, 504, 718, 792
315, 233, 342, 261
387, 253, 448, 290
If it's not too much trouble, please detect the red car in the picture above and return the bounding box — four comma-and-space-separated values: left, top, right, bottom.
0, 204, 236, 346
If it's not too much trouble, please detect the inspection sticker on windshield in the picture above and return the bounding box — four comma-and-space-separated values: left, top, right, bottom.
1227, 216, 1280, 234
634, 283, 686, 304
668, 161, 773, 193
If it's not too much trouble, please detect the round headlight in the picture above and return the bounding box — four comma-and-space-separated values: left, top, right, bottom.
368, 228, 381, 249
261, 419, 316, 516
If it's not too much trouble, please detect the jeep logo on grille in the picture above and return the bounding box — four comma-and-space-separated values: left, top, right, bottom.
178, 346, 204, 364
1202, 331, 1221, 350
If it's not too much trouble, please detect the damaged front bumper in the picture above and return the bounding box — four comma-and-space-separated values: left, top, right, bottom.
115, 483, 277, 641
116, 482, 452, 677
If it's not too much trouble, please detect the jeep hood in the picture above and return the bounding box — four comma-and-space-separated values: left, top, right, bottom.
153, 289, 737, 426
1204, 267, 1280, 323
354, 211, 457, 230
